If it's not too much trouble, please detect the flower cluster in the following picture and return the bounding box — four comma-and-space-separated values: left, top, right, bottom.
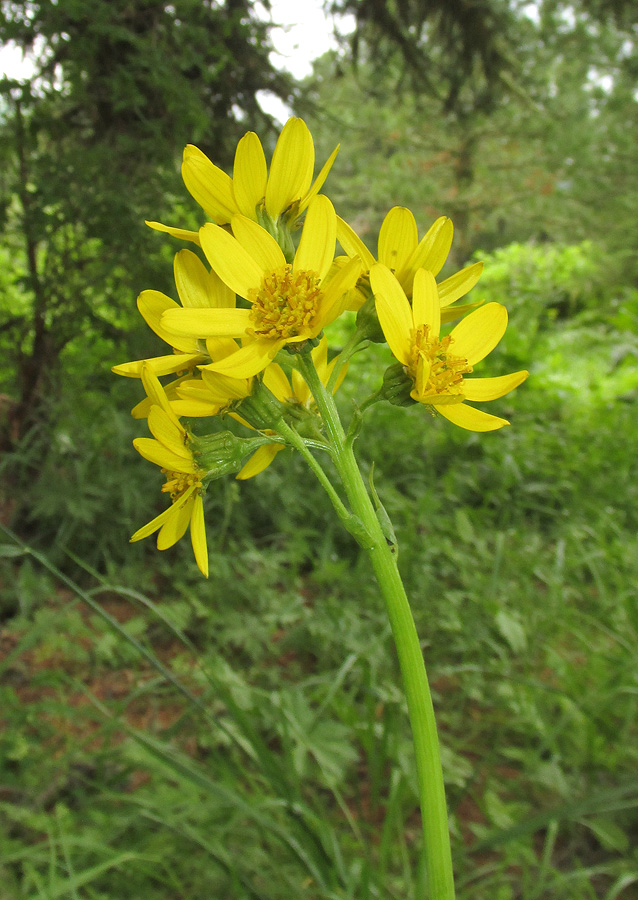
115, 117, 527, 575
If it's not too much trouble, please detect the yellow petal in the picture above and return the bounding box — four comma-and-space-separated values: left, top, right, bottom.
436, 402, 509, 432
263, 363, 293, 401
199, 223, 265, 299
203, 338, 283, 379
137, 290, 199, 353
190, 493, 209, 578
325, 358, 349, 395
231, 215, 286, 273
294, 195, 336, 282
378, 207, 418, 275
265, 117, 314, 218
318, 255, 363, 327
206, 336, 241, 361
181, 145, 237, 223
369, 264, 412, 365
438, 261, 483, 308
411, 269, 440, 337
174, 249, 234, 309
112, 353, 204, 378
311, 335, 328, 376
440, 300, 483, 324
161, 307, 252, 338
299, 144, 340, 213
400, 217, 453, 289
415, 354, 431, 399
131, 375, 191, 420
171, 398, 221, 417
157, 492, 195, 549
236, 444, 282, 480
133, 438, 197, 473
336, 216, 375, 269
232, 131, 268, 218
140, 364, 182, 428
145, 221, 201, 246
130, 504, 176, 542
291, 368, 311, 406
147, 406, 190, 458
449, 302, 508, 366
200, 369, 252, 402
462, 370, 529, 401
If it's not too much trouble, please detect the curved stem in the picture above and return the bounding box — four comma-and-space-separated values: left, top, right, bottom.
274, 417, 371, 546
326, 328, 369, 393
297, 351, 455, 900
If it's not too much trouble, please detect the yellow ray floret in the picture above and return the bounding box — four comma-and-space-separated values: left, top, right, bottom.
130, 365, 209, 577
337, 207, 484, 322
112, 249, 235, 385
145, 117, 339, 241
369, 264, 528, 432
161, 195, 362, 379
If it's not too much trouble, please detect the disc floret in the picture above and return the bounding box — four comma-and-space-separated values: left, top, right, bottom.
249, 265, 322, 341
409, 326, 473, 403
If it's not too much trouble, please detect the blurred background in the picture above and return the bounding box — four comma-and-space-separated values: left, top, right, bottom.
1, 1, 637, 898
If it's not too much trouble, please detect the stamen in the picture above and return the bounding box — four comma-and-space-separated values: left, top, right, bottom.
408, 325, 472, 400
161, 470, 202, 501
249, 265, 322, 340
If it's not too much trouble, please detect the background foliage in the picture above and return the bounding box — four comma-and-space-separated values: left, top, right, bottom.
1, 1, 637, 898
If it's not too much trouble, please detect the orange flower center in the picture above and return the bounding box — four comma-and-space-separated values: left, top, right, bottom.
249, 265, 322, 340
162, 470, 202, 502
409, 325, 473, 399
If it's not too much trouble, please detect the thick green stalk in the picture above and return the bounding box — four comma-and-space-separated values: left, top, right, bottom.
297, 352, 455, 900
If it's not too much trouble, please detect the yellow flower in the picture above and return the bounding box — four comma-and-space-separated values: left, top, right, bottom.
161, 195, 362, 379
145, 118, 339, 244
130, 365, 208, 577
235, 337, 348, 479
112, 249, 234, 385
370, 264, 528, 432
338, 207, 483, 323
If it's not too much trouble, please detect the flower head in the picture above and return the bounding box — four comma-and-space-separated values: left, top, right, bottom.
370, 264, 528, 431
131, 365, 209, 576
161, 195, 362, 379
145, 118, 339, 245
338, 207, 483, 323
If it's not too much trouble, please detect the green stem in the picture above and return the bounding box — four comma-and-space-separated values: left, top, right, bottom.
297, 352, 455, 900
326, 328, 369, 393
274, 417, 371, 547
